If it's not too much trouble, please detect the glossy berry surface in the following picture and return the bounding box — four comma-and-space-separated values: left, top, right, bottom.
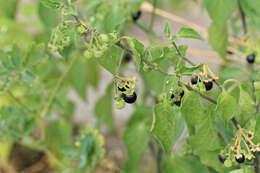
235, 154, 245, 163
131, 11, 142, 21
180, 90, 184, 98
203, 81, 213, 91
246, 53, 255, 64
174, 101, 181, 107
191, 76, 198, 85
122, 92, 137, 104
218, 155, 227, 163
123, 53, 132, 63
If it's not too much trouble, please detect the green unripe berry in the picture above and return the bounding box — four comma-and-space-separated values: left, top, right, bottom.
99, 34, 109, 43
115, 99, 125, 109
84, 50, 93, 59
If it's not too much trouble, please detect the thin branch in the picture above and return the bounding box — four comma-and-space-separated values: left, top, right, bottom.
238, 0, 247, 35
255, 153, 260, 173
8, 91, 34, 114
149, 0, 157, 34
40, 56, 77, 118
172, 41, 222, 90
71, 13, 241, 130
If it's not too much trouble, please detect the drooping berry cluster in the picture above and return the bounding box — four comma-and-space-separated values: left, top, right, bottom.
169, 88, 184, 107
190, 64, 218, 91
219, 129, 260, 166
114, 76, 137, 109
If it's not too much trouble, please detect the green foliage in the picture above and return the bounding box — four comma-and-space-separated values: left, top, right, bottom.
123, 105, 152, 173
208, 22, 228, 58
0, 0, 259, 172
95, 83, 114, 130
151, 103, 176, 154
176, 27, 203, 40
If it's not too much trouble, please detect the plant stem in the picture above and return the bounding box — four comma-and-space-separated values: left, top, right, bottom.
255, 153, 260, 173
40, 56, 76, 118
8, 91, 34, 114
238, 0, 247, 35
149, 0, 157, 34
172, 41, 222, 90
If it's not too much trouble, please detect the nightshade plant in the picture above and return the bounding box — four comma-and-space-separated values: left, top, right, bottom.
0, 0, 260, 173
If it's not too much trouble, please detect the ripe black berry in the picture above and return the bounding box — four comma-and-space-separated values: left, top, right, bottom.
235, 154, 245, 163
118, 86, 126, 92
203, 81, 213, 91
123, 53, 132, 63
227, 50, 233, 55
191, 76, 198, 85
180, 90, 184, 98
122, 92, 137, 104
218, 155, 227, 163
174, 101, 181, 107
246, 53, 255, 64
131, 11, 142, 21
170, 94, 175, 99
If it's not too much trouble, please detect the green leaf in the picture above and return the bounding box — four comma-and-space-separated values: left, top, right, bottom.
163, 155, 210, 173
189, 106, 221, 153
208, 22, 227, 58
38, 2, 59, 32
204, 0, 237, 27
177, 63, 203, 75
181, 90, 204, 134
125, 37, 144, 71
254, 113, 260, 142
176, 27, 203, 40
216, 90, 238, 124
68, 58, 87, 100
86, 59, 100, 89
46, 120, 72, 160
237, 88, 255, 126
96, 45, 122, 74
103, 4, 125, 33
40, 0, 61, 9
95, 83, 114, 130
164, 22, 171, 38
24, 43, 46, 67
142, 59, 169, 95
151, 103, 176, 154
123, 105, 153, 172
0, 0, 18, 19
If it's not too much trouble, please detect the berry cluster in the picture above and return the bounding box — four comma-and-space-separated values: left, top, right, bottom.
114, 76, 137, 109
48, 20, 72, 52
169, 89, 184, 107
219, 129, 260, 166
190, 64, 218, 91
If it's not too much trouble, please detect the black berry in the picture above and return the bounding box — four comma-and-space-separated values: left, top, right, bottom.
235, 154, 245, 163
227, 50, 233, 55
170, 94, 175, 99
203, 81, 213, 91
180, 90, 184, 98
218, 155, 227, 163
118, 86, 126, 92
191, 76, 198, 85
123, 53, 132, 63
246, 53, 255, 64
174, 101, 181, 107
122, 92, 137, 104
131, 11, 142, 21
